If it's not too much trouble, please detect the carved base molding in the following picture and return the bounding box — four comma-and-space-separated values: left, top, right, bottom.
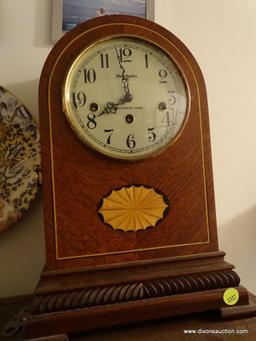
32, 269, 240, 315
23, 252, 255, 338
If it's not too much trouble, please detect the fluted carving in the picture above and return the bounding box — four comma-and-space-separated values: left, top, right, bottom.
33, 283, 144, 314
32, 270, 240, 315
143, 270, 240, 298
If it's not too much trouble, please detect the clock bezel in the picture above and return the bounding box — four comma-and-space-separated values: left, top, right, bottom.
62, 34, 191, 161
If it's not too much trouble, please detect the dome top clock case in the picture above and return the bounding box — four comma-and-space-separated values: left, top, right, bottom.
24, 15, 255, 338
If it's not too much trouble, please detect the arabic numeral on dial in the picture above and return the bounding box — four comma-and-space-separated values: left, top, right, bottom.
168, 90, 177, 105
162, 111, 175, 127
84, 68, 96, 83
72, 92, 86, 108
145, 54, 149, 68
104, 129, 114, 144
87, 113, 97, 129
147, 127, 156, 142
159, 69, 168, 83
100, 53, 109, 68
126, 134, 136, 149
118, 47, 132, 62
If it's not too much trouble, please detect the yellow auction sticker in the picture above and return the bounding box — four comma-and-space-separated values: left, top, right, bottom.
223, 288, 239, 306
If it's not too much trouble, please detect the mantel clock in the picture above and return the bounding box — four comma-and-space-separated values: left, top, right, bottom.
24, 15, 255, 337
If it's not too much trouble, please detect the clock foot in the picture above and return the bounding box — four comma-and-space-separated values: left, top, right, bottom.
219, 292, 256, 320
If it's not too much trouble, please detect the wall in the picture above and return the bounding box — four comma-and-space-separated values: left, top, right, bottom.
0, 0, 255, 298
159, 0, 256, 293
0, 0, 52, 297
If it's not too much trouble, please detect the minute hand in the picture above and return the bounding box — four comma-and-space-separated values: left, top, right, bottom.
115, 48, 133, 101
98, 49, 133, 117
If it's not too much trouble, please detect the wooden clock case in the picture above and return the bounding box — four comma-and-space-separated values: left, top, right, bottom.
24, 15, 255, 337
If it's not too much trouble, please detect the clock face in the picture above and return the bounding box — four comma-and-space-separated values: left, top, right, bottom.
63, 37, 188, 160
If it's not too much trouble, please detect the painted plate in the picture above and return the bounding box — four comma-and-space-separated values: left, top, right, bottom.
0, 86, 41, 233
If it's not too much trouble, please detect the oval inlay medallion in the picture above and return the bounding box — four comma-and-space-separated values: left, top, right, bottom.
98, 185, 169, 232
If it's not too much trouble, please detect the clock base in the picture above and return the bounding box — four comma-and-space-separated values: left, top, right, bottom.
23, 252, 255, 338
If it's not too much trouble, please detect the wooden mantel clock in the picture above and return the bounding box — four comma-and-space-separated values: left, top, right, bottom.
24, 15, 255, 337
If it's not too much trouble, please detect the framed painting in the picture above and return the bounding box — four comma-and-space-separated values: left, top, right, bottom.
52, 0, 155, 42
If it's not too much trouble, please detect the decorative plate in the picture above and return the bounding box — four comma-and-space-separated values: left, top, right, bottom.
0, 86, 41, 233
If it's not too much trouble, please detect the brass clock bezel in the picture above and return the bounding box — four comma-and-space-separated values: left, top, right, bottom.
62, 34, 191, 161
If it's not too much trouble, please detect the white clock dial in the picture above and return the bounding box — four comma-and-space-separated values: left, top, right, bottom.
63, 37, 188, 160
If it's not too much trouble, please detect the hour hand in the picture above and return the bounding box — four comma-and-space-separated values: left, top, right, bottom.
97, 94, 133, 117
97, 102, 118, 116
116, 94, 133, 107
122, 76, 133, 103
121, 92, 133, 103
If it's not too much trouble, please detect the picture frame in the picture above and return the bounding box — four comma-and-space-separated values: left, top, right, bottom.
51, 0, 155, 43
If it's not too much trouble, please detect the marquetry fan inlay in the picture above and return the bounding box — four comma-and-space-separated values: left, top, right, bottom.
98, 185, 169, 232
